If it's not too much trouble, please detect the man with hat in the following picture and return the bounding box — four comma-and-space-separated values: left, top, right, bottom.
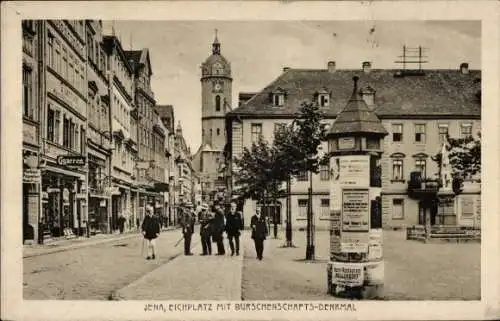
199, 203, 213, 255
212, 201, 226, 255
141, 205, 160, 260
180, 202, 195, 256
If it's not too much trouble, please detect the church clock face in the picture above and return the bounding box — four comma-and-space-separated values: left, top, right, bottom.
213, 62, 224, 75
212, 81, 223, 93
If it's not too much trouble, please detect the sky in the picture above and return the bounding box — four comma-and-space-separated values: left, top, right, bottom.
102, 21, 480, 152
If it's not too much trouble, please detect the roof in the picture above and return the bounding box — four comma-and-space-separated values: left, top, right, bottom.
228, 68, 481, 118
102, 36, 134, 74
328, 76, 387, 136
155, 105, 175, 132
124, 48, 153, 76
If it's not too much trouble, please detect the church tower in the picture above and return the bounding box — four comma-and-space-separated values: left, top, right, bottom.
200, 29, 232, 150
193, 30, 232, 202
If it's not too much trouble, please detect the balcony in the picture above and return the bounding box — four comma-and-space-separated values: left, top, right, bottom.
407, 171, 440, 200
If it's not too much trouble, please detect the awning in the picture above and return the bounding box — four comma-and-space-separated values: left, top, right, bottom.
153, 182, 169, 192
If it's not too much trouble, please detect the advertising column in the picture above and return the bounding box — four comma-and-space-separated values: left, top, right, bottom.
326, 76, 387, 300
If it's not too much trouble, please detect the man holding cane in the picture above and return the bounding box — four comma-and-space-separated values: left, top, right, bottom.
141, 205, 160, 260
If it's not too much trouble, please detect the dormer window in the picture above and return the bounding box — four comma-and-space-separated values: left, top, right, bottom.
271, 87, 286, 106
315, 88, 330, 107
360, 86, 376, 107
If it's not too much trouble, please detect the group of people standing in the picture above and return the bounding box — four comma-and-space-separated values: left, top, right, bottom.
139, 200, 270, 261
183, 200, 244, 257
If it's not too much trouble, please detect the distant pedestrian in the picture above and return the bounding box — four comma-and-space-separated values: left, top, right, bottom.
180, 206, 194, 256
250, 206, 268, 260
225, 201, 243, 256
212, 203, 226, 255
141, 206, 160, 260
199, 203, 213, 255
118, 214, 126, 234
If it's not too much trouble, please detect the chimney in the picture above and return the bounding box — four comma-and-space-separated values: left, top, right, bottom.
362, 61, 372, 73
460, 62, 469, 74
283, 67, 290, 73
327, 61, 336, 73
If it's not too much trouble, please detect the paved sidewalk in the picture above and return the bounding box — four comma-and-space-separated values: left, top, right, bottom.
23, 226, 179, 258
112, 238, 243, 300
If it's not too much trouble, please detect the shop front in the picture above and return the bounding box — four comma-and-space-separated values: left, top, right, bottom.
88, 153, 111, 234
41, 166, 86, 239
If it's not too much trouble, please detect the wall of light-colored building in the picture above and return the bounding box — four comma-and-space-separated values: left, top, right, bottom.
233, 116, 481, 230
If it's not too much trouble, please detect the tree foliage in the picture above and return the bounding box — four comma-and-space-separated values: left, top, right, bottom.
233, 100, 327, 201
432, 133, 481, 193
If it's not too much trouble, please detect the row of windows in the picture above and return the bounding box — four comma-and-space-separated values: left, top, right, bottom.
114, 140, 134, 171
113, 96, 130, 129
392, 158, 426, 181
47, 32, 86, 94
112, 55, 133, 97
86, 33, 107, 74
391, 123, 473, 143
88, 96, 109, 131
46, 105, 85, 154
249, 122, 474, 146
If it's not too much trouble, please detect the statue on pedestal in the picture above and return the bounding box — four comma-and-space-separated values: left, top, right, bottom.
440, 140, 453, 192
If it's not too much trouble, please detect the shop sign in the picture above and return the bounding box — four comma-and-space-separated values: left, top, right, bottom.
23, 169, 41, 184
75, 193, 86, 199
342, 189, 370, 232
338, 155, 370, 187
47, 187, 60, 193
364, 261, 384, 285
338, 137, 355, 150
332, 262, 364, 287
330, 180, 341, 211
57, 155, 86, 167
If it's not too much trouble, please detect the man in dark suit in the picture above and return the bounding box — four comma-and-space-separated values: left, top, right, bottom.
141, 206, 160, 260
250, 206, 268, 260
225, 201, 244, 256
199, 203, 213, 255
212, 203, 226, 255
180, 204, 194, 256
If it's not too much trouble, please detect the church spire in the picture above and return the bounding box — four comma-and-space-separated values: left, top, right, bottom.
212, 28, 221, 55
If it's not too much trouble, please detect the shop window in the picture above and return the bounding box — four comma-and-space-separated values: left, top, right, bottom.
392, 199, 404, 219
298, 199, 308, 217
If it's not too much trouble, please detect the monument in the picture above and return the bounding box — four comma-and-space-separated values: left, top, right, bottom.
326, 76, 388, 299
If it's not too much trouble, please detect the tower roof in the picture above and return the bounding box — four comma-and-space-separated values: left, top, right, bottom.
202, 30, 231, 78
328, 76, 388, 137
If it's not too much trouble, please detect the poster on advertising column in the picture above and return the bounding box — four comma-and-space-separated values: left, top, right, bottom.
338, 155, 370, 187
341, 188, 370, 253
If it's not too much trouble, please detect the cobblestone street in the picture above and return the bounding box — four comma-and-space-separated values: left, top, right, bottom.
24, 228, 480, 301
241, 229, 480, 300
23, 229, 190, 300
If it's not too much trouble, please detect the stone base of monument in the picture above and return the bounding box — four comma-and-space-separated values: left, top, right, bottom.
327, 261, 384, 300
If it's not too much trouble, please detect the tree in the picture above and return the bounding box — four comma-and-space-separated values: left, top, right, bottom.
432, 133, 481, 194
274, 101, 327, 259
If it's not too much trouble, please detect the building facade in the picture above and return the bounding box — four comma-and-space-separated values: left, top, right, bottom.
125, 49, 165, 222
174, 122, 195, 212
40, 20, 88, 240
22, 20, 42, 243
192, 33, 232, 203
227, 62, 481, 230
85, 20, 113, 234
155, 104, 176, 225
103, 35, 136, 232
